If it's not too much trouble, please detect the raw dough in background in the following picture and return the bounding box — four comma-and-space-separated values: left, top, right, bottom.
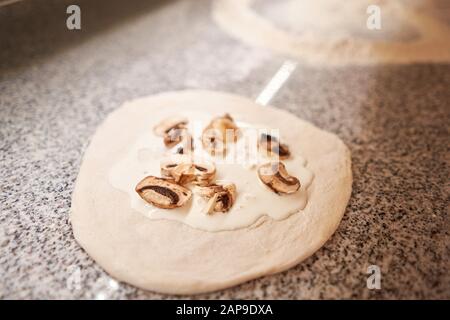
213, 0, 450, 65
70, 91, 352, 294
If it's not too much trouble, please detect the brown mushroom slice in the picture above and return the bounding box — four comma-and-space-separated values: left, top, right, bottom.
257, 162, 300, 195
160, 154, 190, 176
160, 163, 178, 179
259, 133, 291, 160
135, 176, 192, 209
197, 183, 236, 213
153, 116, 193, 149
160, 159, 216, 186
201, 113, 240, 155
197, 184, 225, 198
163, 128, 192, 149
160, 160, 194, 184
192, 163, 216, 186
169, 163, 196, 185
153, 116, 188, 137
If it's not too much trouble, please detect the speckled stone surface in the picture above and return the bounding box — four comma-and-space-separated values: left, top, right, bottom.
0, 0, 449, 299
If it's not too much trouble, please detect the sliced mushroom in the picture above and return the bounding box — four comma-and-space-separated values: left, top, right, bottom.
204, 193, 219, 215
160, 159, 216, 186
197, 182, 236, 213
163, 128, 192, 149
135, 176, 192, 209
153, 116, 193, 149
257, 162, 300, 195
168, 163, 196, 185
259, 133, 291, 160
160, 162, 179, 178
192, 163, 216, 186
202, 113, 240, 155
153, 116, 188, 136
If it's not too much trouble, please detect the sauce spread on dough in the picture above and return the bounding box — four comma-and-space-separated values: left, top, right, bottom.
109, 113, 314, 232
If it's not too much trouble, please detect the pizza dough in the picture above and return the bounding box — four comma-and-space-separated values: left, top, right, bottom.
213, 0, 450, 65
70, 90, 352, 294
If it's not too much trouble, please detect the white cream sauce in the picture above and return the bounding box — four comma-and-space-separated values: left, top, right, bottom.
109, 113, 314, 232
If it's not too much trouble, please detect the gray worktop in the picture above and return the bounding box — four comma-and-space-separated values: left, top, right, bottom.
0, 0, 449, 299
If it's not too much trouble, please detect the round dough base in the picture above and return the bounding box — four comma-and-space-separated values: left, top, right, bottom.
213, 0, 450, 65
70, 90, 352, 294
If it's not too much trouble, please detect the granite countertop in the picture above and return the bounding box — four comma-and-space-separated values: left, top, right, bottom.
0, 0, 449, 299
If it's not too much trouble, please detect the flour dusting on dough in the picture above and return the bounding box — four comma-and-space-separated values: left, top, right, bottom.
213, 0, 450, 65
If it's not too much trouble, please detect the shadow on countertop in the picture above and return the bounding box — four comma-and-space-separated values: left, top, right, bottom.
0, 0, 176, 74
